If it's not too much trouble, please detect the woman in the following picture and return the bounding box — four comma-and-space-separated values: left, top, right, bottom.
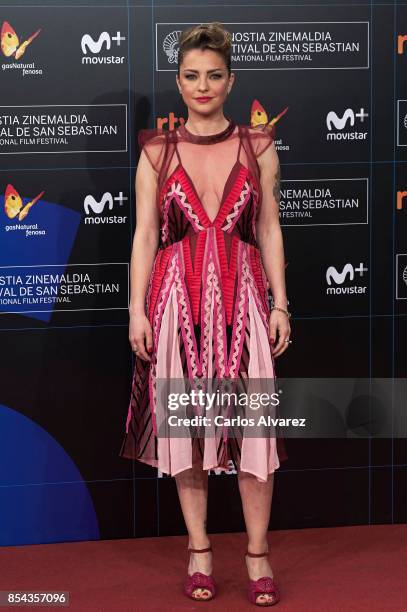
120, 22, 291, 607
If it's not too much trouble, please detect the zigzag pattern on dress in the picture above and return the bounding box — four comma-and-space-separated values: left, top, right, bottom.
168, 181, 205, 232
250, 183, 260, 240
244, 249, 270, 330
173, 253, 200, 382
228, 243, 250, 378
159, 183, 172, 244
222, 180, 253, 232
200, 252, 214, 378
211, 258, 227, 377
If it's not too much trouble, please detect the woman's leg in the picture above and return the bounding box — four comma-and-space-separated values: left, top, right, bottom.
238, 469, 276, 605
175, 448, 212, 599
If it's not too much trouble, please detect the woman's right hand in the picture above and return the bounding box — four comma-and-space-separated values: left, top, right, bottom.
129, 311, 153, 361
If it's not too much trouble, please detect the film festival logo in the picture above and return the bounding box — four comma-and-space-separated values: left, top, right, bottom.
83, 191, 128, 225
162, 30, 181, 64
326, 107, 369, 142
2, 184, 47, 237
159, 23, 368, 71
325, 262, 368, 296
80, 31, 126, 65
1, 21, 43, 76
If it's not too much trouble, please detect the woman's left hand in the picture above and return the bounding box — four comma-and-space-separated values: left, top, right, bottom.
269, 309, 292, 357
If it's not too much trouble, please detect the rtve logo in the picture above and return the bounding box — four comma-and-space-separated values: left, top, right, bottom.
326, 108, 369, 142
326, 263, 368, 295
83, 191, 128, 225
397, 34, 407, 54
80, 31, 126, 65
396, 190, 407, 210
156, 112, 185, 130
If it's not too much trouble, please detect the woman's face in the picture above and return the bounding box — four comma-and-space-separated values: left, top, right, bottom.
176, 48, 235, 116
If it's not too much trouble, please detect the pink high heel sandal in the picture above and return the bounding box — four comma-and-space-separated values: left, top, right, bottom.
245, 550, 280, 606
184, 546, 216, 601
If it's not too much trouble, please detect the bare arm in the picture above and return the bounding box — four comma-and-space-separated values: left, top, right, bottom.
256, 142, 291, 356
128, 150, 160, 360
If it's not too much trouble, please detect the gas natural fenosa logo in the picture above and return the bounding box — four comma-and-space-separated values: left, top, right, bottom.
4, 183, 43, 221
1, 21, 41, 59
1, 21, 42, 76
250, 99, 288, 132
2, 183, 47, 237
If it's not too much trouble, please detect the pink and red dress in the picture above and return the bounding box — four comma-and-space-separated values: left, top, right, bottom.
119, 118, 287, 482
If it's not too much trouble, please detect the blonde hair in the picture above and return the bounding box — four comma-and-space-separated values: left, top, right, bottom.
178, 22, 232, 74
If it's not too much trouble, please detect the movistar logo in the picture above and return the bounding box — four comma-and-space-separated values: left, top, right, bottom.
81, 32, 112, 54
326, 263, 368, 295
80, 31, 126, 65
326, 108, 369, 131
83, 191, 128, 225
84, 192, 114, 214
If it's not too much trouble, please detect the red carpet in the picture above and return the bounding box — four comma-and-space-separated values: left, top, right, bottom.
1, 525, 406, 611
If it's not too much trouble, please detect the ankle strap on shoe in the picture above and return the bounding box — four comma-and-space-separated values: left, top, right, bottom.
189, 546, 212, 553
246, 550, 269, 558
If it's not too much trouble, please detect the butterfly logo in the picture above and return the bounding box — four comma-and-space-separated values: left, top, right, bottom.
1, 21, 41, 60
250, 99, 288, 129
4, 184, 44, 221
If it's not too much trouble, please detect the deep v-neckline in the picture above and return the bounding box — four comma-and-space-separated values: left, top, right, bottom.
178, 159, 244, 226
161, 121, 250, 227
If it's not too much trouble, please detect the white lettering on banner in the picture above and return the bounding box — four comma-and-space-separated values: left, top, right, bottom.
0, 114, 88, 125
159, 23, 367, 71
82, 56, 125, 65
